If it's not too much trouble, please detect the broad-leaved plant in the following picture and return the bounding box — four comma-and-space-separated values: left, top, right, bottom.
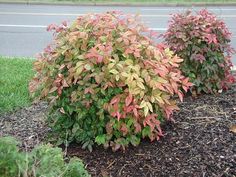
164, 9, 235, 94
29, 12, 192, 151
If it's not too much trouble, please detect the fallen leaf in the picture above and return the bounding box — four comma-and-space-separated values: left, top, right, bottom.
229, 125, 236, 133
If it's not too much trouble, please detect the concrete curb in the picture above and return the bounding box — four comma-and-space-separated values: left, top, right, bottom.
1, 1, 236, 7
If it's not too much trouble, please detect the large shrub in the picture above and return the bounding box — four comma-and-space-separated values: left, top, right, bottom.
164, 9, 235, 94
0, 136, 90, 177
29, 12, 192, 151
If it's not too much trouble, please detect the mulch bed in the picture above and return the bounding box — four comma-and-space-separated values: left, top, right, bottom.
0, 85, 235, 176
0, 102, 49, 149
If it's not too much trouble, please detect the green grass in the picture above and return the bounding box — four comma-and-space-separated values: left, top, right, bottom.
1, 0, 236, 4
0, 56, 34, 114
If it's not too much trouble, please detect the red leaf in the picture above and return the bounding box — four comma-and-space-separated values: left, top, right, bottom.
134, 122, 141, 133
62, 80, 69, 88
125, 94, 133, 106
57, 88, 62, 96
177, 91, 183, 102
182, 86, 188, 92
125, 105, 134, 113
120, 123, 128, 136
97, 55, 103, 63
110, 96, 120, 105
133, 108, 139, 118
117, 111, 121, 121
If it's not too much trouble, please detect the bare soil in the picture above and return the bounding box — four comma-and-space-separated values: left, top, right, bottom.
0, 86, 235, 176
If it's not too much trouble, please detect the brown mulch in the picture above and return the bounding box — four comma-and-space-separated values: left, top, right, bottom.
0, 102, 49, 149
0, 86, 235, 176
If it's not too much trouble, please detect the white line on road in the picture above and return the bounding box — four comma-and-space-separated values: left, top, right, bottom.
0, 24, 47, 28
0, 12, 171, 17
0, 12, 85, 16
0, 12, 236, 18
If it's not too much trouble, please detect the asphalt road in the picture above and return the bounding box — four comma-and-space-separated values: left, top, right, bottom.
0, 3, 236, 64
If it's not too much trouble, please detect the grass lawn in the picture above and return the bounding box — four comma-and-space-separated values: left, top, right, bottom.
0, 56, 34, 114
1, 0, 236, 4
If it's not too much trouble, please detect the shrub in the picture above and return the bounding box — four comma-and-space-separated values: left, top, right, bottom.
0, 136, 90, 177
163, 9, 235, 94
29, 12, 192, 151
0, 137, 26, 177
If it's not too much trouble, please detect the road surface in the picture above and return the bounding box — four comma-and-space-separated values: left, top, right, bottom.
0, 3, 235, 64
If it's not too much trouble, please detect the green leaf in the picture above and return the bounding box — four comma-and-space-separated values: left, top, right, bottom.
95, 135, 106, 145
100, 36, 107, 42
142, 127, 151, 138
130, 135, 140, 146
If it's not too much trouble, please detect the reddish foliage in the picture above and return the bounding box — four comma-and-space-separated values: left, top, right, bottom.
164, 9, 235, 94
30, 12, 192, 151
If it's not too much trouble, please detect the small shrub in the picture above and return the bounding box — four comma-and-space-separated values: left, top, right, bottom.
29, 12, 192, 151
0, 137, 26, 177
164, 9, 235, 94
0, 136, 90, 177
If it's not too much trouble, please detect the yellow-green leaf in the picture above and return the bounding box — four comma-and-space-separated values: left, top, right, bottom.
146, 102, 153, 112
117, 63, 123, 70
155, 95, 164, 104
139, 100, 146, 108
76, 65, 84, 75
137, 81, 145, 90
109, 69, 119, 75
84, 64, 91, 70
144, 106, 149, 117
115, 75, 120, 81
130, 87, 140, 95
76, 61, 84, 68
108, 63, 115, 69
156, 77, 168, 84
121, 72, 129, 78
125, 59, 133, 65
